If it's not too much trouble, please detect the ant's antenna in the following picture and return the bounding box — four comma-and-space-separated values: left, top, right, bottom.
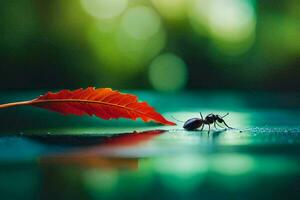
221, 113, 229, 118
171, 116, 185, 123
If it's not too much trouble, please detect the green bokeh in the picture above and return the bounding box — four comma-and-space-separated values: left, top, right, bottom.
0, 0, 299, 91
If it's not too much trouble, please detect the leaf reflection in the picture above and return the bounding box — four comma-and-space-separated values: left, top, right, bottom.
39, 130, 166, 170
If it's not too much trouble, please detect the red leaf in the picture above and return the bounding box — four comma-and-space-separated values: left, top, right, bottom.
0, 87, 176, 125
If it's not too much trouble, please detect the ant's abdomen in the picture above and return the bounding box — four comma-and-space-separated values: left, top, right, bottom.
183, 118, 203, 131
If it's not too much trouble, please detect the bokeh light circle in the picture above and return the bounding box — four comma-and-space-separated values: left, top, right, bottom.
121, 6, 161, 40
189, 0, 255, 42
208, 0, 256, 42
151, 0, 186, 21
188, 0, 256, 55
86, 19, 166, 78
149, 53, 188, 92
81, 0, 127, 20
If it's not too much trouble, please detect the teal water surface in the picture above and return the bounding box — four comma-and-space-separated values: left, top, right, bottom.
0, 91, 300, 200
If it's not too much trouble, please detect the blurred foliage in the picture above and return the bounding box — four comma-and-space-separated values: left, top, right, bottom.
0, 0, 299, 91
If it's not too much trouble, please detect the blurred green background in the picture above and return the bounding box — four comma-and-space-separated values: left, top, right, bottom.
1, 0, 300, 92
1, 1, 300, 199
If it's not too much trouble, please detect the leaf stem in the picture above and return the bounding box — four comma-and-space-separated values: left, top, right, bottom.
0, 101, 32, 109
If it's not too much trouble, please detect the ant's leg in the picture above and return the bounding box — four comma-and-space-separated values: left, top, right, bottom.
216, 122, 224, 128
223, 121, 233, 129
200, 124, 204, 131
208, 124, 210, 134
214, 122, 217, 129
199, 112, 203, 120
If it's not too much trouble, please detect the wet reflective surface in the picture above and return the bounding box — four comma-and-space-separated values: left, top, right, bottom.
0, 91, 300, 200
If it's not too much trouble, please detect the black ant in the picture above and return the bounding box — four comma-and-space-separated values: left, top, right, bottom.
173, 113, 233, 133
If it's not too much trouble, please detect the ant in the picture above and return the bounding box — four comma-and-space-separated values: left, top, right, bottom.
173, 113, 233, 133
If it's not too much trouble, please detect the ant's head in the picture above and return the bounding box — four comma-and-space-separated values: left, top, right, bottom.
216, 117, 224, 123
216, 113, 229, 123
